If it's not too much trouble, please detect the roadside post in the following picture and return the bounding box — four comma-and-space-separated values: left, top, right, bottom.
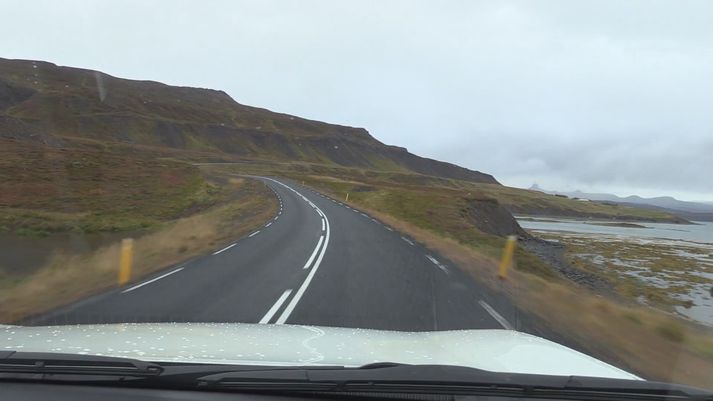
345, 192, 350, 202
498, 235, 517, 279
118, 238, 134, 286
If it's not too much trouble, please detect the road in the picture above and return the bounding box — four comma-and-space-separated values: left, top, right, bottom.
28, 177, 522, 331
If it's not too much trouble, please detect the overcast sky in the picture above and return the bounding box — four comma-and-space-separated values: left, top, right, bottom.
2, 1, 711, 201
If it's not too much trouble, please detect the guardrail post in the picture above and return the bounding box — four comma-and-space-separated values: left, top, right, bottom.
498, 235, 517, 279
118, 238, 134, 285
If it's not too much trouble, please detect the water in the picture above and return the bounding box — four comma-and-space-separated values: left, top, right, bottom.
516, 216, 713, 327
517, 217, 713, 244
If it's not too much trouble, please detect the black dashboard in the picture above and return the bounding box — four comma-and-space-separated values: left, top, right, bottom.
1, 382, 324, 401
0, 382, 553, 401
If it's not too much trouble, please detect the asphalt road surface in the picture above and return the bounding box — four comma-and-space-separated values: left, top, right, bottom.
28, 177, 523, 331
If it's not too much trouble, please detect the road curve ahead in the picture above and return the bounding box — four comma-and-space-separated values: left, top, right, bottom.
28, 177, 519, 331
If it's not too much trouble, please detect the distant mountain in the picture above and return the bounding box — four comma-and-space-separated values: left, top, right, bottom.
0, 58, 498, 184
528, 184, 713, 215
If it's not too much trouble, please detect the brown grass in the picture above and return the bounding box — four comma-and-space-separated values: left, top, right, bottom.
0, 178, 276, 323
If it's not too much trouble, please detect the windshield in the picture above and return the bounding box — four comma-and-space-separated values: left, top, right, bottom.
1, 0, 712, 395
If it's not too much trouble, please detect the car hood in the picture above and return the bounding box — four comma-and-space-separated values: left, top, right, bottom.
0, 323, 639, 380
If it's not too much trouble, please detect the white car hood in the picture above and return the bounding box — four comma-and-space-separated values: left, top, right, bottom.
0, 323, 639, 380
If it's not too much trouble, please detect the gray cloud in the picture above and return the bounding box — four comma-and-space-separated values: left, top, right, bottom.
2, 0, 711, 200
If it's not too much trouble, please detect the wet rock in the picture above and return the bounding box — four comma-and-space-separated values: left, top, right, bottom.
520, 236, 615, 295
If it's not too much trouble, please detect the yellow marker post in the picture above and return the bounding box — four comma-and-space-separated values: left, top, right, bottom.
498, 235, 517, 279
118, 238, 134, 286
345, 193, 350, 202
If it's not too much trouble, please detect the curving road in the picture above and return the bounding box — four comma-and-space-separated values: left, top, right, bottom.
28, 177, 522, 331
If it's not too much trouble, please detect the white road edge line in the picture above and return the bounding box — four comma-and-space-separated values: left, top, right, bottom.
478, 300, 514, 330
321, 218, 325, 231
259, 289, 293, 324
265, 222, 272, 228
401, 236, 414, 246
385, 226, 393, 231
249, 231, 260, 237
122, 267, 184, 293
302, 235, 324, 269
212, 243, 236, 255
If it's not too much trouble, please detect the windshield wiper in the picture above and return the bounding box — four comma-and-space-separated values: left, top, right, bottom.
0, 351, 341, 388
2, 353, 710, 401
197, 363, 713, 401
0, 350, 163, 378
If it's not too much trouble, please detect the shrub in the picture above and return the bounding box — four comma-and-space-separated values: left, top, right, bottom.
656, 322, 686, 343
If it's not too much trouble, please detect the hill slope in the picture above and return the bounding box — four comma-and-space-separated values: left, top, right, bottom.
530, 185, 713, 222
529, 185, 713, 212
0, 58, 497, 184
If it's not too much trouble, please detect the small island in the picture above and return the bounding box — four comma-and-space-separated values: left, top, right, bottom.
586, 222, 648, 228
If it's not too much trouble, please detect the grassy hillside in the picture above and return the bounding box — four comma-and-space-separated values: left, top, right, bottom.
469, 183, 688, 223
0, 138, 222, 237
0, 57, 497, 184
0, 57, 685, 225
